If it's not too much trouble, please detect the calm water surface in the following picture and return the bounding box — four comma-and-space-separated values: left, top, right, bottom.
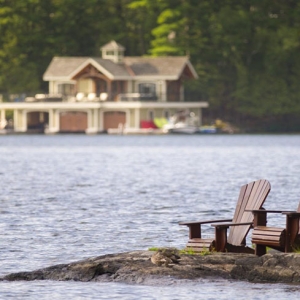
1, 134, 300, 299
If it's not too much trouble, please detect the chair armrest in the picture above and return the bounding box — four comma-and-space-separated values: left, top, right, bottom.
179, 219, 232, 226
247, 209, 289, 213
211, 221, 253, 228
282, 211, 300, 216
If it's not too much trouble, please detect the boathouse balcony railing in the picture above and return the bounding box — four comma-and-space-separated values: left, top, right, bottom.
5, 91, 204, 103
116, 93, 158, 101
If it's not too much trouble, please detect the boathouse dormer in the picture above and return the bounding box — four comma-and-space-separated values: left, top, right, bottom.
101, 40, 125, 63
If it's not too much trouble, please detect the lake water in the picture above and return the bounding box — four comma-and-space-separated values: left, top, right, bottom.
0, 134, 300, 299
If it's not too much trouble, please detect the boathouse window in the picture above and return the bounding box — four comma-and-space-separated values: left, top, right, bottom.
138, 83, 156, 94
57, 83, 75, 95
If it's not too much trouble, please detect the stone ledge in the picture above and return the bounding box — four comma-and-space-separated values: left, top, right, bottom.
1, 251, 300, 285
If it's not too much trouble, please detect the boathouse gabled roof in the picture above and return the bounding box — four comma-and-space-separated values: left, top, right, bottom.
43, 55, 198, 81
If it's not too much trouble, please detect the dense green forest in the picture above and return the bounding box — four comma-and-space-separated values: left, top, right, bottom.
1, 0, 300, 131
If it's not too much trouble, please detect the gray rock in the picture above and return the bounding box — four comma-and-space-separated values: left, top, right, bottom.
1, 250, 300, 285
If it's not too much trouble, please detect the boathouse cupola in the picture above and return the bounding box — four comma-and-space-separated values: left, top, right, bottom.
101, 40, 125, 63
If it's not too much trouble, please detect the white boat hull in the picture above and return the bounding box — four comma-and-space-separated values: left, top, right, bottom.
168, 127, 198, 134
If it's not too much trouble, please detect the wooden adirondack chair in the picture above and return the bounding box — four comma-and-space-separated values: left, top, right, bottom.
179, 179, 271, 253
251, 201, 300, 256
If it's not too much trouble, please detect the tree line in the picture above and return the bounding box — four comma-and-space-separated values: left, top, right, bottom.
1, 0, 300, 131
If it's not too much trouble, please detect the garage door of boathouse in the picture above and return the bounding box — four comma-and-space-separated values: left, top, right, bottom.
59, 112, 88, 132
27, 111, 49, 132
103, 111, 126, 130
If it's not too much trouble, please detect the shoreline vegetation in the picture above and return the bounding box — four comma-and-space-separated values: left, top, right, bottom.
1, 250, 300, 285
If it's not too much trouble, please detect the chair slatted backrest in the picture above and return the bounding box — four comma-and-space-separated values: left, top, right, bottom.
228, 179, 271, 246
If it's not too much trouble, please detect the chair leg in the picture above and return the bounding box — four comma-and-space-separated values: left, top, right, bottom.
255, 244, 266, 256
253, 209, 268, 256
188, 224, 201, 239
215, 226, 228, 252
285, 215, 300, 252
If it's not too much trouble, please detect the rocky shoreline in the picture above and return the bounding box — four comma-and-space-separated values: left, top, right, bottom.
1, 250, 300, 285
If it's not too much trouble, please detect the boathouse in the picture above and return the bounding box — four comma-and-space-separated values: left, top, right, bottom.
0, 41, 208, 134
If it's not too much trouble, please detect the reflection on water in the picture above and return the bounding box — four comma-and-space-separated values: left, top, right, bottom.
1, 134, 300, 299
